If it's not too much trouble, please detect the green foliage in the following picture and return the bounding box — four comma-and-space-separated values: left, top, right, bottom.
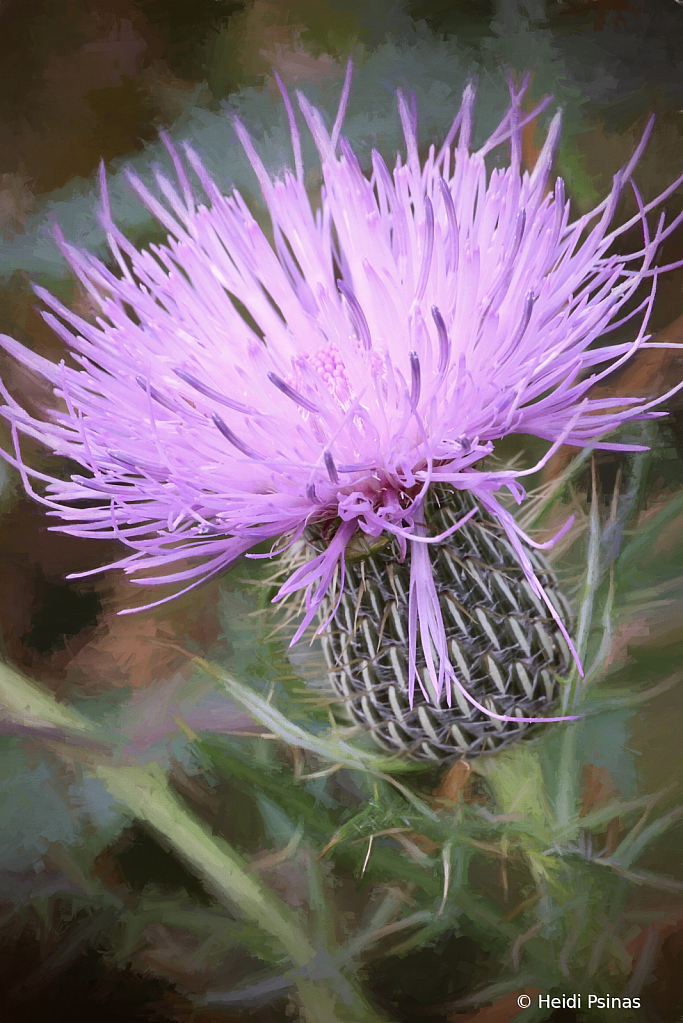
3, 420, 683, 1019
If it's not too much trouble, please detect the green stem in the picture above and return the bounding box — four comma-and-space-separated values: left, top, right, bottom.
555, 721, 580, 833
0, 663, 391, 1023
96, 762, 387, 1023
96, 763, 311, 955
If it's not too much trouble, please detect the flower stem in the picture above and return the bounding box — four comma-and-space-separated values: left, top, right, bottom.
95, 762, 387, 1022
0, 662, 392, 1023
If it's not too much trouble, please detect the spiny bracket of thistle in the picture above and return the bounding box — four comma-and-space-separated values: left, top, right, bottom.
279, 484, 575, 763
1, 62, 683, 732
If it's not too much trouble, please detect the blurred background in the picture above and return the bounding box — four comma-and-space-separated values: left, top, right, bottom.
2, 1, 683, 1020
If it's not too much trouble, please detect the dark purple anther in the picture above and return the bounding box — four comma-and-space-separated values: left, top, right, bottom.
267, 372, 319, 414
409, 351, 421, 411
324, 450, 339, 484
431, 306, 450, 377
337, 280, 372, 350
212, 413, 263, 459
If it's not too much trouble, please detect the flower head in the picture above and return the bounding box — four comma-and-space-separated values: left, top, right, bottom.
2, 65, 682, 707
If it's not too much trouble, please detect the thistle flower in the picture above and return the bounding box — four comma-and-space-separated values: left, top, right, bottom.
1, 65, 682, 722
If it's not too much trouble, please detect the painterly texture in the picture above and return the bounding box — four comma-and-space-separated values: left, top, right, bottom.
1, 65, 682, 710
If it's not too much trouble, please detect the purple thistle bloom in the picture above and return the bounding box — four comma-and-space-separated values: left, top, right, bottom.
2, 64, 683, 714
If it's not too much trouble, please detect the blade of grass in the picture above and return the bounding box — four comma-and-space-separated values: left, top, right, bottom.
190, 650, 414, 774
609, 804, 683, 870
0, 660, 393, 1023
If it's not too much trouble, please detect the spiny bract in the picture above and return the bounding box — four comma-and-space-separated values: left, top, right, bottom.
302, 486, 573, 761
